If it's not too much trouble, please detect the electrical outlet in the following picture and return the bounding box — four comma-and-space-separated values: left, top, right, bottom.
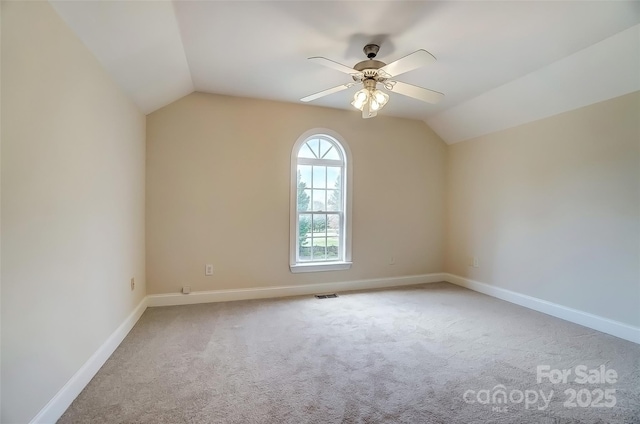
205, 264, 214, 276
389, 256, 396, 265
182, 286, 191, 294
130, 278, 135, 291
473, 257, 479, 268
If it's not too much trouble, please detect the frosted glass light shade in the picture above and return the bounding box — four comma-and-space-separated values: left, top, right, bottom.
352, 87, 389, 113
351, 89, 369, 110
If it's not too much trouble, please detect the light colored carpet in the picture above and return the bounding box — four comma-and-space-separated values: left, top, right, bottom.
59, 282, 640, 423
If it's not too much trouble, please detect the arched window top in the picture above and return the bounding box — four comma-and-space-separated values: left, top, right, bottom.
297, 136, 344, 162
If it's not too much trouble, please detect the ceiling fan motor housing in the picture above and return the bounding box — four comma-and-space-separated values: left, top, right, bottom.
352, 60, 388, 83
353, 60, 386, 72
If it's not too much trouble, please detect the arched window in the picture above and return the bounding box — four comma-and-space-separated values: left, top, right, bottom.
290, 130, 352, 273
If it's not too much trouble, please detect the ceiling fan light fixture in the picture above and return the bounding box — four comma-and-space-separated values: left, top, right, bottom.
351, 88, 369, 110
352, 87, 389, 113
371, 89, 389, 110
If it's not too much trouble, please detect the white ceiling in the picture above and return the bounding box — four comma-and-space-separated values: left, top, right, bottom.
428, 24, 640, 143
50, 1, 640, 143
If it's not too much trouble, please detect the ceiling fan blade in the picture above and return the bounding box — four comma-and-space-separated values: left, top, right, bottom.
309, 57, 362, 76
300, 83, 354, 102
379, 50, 436, 78
387, 81, 444, 104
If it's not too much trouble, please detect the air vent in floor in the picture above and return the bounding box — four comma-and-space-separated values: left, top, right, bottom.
315, 294, 338, 299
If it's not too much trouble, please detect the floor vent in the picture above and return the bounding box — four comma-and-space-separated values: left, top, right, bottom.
315, 294, 338, 299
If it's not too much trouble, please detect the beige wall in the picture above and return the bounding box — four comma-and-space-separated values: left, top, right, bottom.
445, 92, 640, 327
146, 92, 446, 294
1, 2, 146, 423
2, 2, 636, 419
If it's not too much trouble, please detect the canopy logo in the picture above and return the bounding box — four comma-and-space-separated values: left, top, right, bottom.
463, 385, 553, 412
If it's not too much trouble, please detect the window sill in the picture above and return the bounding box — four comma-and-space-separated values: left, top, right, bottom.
290, 261, 352, 273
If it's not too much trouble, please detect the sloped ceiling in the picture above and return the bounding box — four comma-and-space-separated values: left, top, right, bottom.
50, 1, 640, 144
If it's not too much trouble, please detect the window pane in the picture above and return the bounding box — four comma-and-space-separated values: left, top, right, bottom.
326, 190, 340, 211
297, 165, 311, 187
307, 139, 320, 158
319, 139, 332, 158
298, 144, 316, 159
327, 215, 340, 236
298, 189, 311, 211
313, 166, 327, 188
312, 214, 327, 235
298, 244, 311, 261
297, 166, 312, 213
312, 190, 325, 211
326, 237, 339, 259
323, 146, 341, 160
327, 167, 341, 189
312, 237, 327, 260
298, 214, 312, 260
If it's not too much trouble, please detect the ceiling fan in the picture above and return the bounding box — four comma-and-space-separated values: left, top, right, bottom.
301, 44, 444, 119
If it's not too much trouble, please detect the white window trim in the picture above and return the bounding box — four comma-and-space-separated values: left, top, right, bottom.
290, 128, 352, 273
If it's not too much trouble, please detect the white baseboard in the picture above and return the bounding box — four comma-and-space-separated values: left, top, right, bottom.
30, 297, 148, 424
147, 273, 446, 307
444, 273, 640, 345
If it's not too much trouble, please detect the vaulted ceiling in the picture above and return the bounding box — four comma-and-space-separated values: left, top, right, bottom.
50, 1, 640, 143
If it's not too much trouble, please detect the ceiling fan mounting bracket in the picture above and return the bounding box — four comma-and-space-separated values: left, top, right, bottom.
363, 44, 380, 59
